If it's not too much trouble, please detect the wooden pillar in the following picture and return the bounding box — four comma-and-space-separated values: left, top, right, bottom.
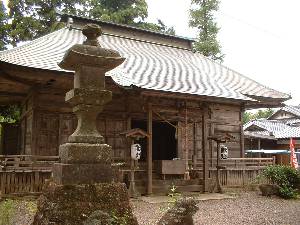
202, 104, 209, 192
209, 122, 215, 168
240, 105, 245, 157
147, 103, 153, 195
258, 138, 262, 158
216, 142, 222, 193
0, 124, 3, 154
192, 123, 197, 169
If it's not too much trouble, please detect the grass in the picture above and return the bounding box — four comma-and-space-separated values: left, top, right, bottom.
0, 199, 15, 225
0, 198, 37, 225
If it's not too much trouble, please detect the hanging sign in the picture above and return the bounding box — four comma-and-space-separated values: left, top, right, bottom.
220, 145, 229, 159
131, 144, 142, 160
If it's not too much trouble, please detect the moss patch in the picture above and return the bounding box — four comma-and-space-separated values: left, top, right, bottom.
33, 182, 138, 225
0, 199, 15, 225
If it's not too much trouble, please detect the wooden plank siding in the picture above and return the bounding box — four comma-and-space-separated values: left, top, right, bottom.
12, 83, 244, 179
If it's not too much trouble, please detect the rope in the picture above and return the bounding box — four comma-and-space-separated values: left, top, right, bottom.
152, 110, 177, 129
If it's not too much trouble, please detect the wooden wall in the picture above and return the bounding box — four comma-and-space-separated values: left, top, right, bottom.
211, 104, 242, 158
16, 84, 243, 161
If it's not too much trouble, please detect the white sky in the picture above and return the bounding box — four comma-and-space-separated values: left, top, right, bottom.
2, 0, 300, 105
146, 0, 300, 105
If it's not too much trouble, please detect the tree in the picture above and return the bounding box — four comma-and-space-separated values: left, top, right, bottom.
243, 108, 274, 124
7, 0, 86, 46
88, 0, 148, 25
189, 0, 224, 62
137, 19, 175, 35
0, 1, 8, 50
5, 0, 175, 47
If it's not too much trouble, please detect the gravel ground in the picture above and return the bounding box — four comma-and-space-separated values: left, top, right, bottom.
132, 191, 300, 225
2, 191, 300, 225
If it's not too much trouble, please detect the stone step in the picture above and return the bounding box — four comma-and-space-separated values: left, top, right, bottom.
134, 179, 204, 195
135, 178, 202, 186
136, 184, 203, 195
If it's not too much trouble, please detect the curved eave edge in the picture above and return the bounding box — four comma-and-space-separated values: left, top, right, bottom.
243, 93, 291, 102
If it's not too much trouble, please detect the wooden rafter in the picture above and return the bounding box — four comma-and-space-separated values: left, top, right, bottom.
0, 70, 35, 86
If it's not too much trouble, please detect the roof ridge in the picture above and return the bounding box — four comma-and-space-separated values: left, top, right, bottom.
57, 11, 195, 42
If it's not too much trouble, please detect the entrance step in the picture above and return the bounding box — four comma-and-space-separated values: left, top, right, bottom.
135, 178, 203, 195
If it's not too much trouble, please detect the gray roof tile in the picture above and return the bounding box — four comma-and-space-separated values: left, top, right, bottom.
244, 119, 300, 139
0, 28, 290, 101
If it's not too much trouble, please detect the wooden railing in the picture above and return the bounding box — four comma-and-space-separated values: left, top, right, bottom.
0, 155, 59, 196
190, 157, 275, 187
191, 157, 275, 170
0, 155, 59, 171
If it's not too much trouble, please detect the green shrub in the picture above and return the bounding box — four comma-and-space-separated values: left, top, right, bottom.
260, 165, 300, 199
278, 185, 298, 199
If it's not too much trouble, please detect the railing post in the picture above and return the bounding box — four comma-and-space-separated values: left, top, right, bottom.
242, 169, 246, 186
272, 156, 276, 165
1, 172, 6, 195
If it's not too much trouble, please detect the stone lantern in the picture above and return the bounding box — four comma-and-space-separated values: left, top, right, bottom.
33, 24, 138, 225
52, 24, 125, 185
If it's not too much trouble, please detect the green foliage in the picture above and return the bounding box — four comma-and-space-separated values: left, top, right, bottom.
260, 165, 300, 199
88, 0, 148, 25
109, 209, 132, 225
7, 0, 85, 46
159, 184, 181, 213
137, 19, 175, 35
278, 185, 298, 199
3, 0, 175, 48
0, 199, 15, 225
189, 0, 224, 62
0, 105, 21, 123
0, 1, 9, 50
243, 108, 274, 124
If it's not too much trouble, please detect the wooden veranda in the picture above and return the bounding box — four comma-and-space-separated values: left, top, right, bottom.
0, 154, 274, 196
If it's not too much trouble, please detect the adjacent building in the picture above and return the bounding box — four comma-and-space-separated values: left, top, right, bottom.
244, 105, 300, 164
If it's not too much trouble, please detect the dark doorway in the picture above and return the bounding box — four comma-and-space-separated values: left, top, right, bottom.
131, 120, 177, 161
0, 123, 20, 155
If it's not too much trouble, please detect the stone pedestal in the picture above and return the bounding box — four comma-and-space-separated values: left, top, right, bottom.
33, 182, 138, 225
32, 24, 137, 225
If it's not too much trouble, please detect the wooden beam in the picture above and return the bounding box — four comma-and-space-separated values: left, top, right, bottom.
141, 90, 243, 106
0, 70, 35, 86
240, 105, 245, 157
147, 103, 153, 195
202, 103, 209, 192
0, 91, 26, 97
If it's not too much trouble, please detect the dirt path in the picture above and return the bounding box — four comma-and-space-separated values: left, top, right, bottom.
132, 191, 300, 225
1, 191, 300, 225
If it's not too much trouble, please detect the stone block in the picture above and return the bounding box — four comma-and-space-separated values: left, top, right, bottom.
65, 88, 112, 106
33, 182, 138, 225
68, 133, 105, 144
59, 143, 111, 164
53, 163, 113, 185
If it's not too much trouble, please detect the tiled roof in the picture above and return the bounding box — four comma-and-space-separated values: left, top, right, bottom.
0, 27, 290, 102
280, 105, 300, 117
244, 119, 300, 139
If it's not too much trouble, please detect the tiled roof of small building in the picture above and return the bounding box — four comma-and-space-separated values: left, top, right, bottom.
0, 27, 290, 102
279, 105, 300, 117
244, 119, 300, 139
